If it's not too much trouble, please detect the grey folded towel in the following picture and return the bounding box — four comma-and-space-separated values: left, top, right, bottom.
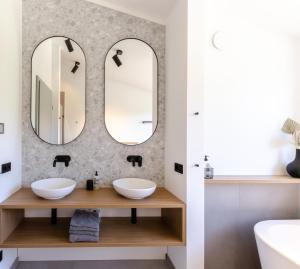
69, 209, 101, 243
69, 225, 99, 233
69, 230, 99, 237
70, 209, 100, 230
69, 234, 99, 243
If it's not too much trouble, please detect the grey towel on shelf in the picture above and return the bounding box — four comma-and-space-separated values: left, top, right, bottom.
69, 230, 100, 237
69, 234, 99, 243
69, 209, 101, 243
69, 225, 99, 233
70, 209, 100, 230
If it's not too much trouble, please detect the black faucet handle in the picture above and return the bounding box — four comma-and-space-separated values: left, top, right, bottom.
127, 155, 142, 167
136, 156, 143, 167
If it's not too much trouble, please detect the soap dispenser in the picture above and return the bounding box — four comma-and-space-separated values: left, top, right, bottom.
93, 171, 101, 190
204, 155, 214, 179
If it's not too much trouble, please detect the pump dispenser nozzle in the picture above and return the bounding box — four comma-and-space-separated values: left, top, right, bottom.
204, 155, 214, 179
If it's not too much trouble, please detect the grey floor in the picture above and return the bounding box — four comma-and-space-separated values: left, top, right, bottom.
16, 260, 172, 269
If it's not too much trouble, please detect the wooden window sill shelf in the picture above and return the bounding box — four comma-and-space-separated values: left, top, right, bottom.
205, 176, 300, 184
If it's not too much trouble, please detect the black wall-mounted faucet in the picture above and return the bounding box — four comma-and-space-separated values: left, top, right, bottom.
127, 155, 143, 167
53, 155, 71, 167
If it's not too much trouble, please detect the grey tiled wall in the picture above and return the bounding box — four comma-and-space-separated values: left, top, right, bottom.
205, 184, 299, 269
22, 0, 165, 187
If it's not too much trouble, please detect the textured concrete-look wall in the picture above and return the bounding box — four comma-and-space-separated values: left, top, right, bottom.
22, 0, 165, 187
205, 184, 299, 269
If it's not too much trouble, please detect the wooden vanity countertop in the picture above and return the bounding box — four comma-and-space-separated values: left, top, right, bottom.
0, 187, 185, 209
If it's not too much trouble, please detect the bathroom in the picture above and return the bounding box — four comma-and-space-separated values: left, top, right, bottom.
0, 0, 300, 268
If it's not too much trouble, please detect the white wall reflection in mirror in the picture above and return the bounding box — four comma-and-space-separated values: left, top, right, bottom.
105, 38, 158, 145
31, 36, 86, 145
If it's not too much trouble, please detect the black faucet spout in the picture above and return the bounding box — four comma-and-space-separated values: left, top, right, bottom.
53, 155, 71, 167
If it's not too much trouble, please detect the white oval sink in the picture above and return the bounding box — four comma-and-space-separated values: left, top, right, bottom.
113, 178, 157, 199
31, 178, 76, 200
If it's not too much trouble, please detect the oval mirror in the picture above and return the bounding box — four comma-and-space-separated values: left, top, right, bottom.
31, 36, 86, 145
105, 38, 158, 145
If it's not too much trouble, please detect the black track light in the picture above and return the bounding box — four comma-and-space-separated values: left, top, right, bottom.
65, 38, 74, 52
112, 49, 123, 67
71, 61, 80, 74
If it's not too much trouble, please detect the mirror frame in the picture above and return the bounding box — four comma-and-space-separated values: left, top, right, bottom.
104, 38, 159, 146
30, 36, 87, 145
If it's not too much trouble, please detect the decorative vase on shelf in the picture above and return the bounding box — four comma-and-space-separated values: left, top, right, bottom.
287, 149, 300, 178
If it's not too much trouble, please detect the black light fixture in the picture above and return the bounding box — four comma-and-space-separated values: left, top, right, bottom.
65, 38, 74, 52
112, 49, 123, 67
71, 61, 80, 74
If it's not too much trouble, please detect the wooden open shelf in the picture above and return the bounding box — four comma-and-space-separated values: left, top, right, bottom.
1, 217, 183, 248
205, 175, 300, 184
0, 188, 186, 248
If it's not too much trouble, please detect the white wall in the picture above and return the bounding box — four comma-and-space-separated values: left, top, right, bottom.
165, 0, 188, 203
0, 0, 22, 268
186, 0, 205, 268
165, 0, 187, 267
165, 0, 205, 268
203, 0, 300, 175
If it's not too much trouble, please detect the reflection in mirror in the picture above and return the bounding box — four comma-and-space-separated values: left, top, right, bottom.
31, 37, 85, 145
105, 39, 158, 145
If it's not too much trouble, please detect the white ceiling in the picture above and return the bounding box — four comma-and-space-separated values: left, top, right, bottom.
86, 0, 177, 25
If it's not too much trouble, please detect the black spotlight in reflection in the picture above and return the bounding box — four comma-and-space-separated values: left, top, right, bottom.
65, 38, 74, 52
71, 61, 80, 74
112, 49, 123, 67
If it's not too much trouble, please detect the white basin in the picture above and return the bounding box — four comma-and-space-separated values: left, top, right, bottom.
31, 178, 76, 200
112, 178, 157, 199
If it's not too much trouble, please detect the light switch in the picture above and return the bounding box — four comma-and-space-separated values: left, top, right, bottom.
1, 163, 11, 174
174, 163, 184, 174
0, 123, 4, 134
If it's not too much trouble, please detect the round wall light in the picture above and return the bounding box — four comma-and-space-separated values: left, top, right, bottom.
212, 31, 225, 50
